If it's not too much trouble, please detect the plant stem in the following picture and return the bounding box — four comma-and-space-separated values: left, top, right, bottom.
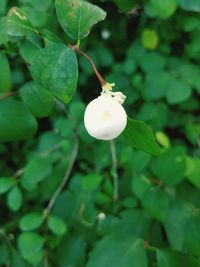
45, 139, 79, 215
110, 140, 119, 201
69, 44, 106, 87
0, 92, 16, 100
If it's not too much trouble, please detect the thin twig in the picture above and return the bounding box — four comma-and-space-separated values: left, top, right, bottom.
0, 92, 16, 100
69, 44, 106, 87
110, 140, 119, 201
45, 139, 79, 214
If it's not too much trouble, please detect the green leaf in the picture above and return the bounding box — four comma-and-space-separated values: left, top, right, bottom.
19, 39, 40, 64
185, 157, 200, 189
82, 174, 103, 191
19, 82, 54, 118
0, 52, 12, 92
30, 43, 78, 103
142, 187, 171, 222
18, 232, 45, 265
179, 0, 200, 12
0, 177, 15, 195
22, 157, 52, 186
142, 29, 159, 50
57, 235, 86, 267
0, 17, 9, 44
6, 7, 37, 37
19, 212, 45, 231
166, 76, 191, 104
48, 215, 67, 235
156, 249, 200, 267
150, 0, 177, 19
0, 99, 38, 142
87, 235, 147, 267
7, 186, 22, 211
0, 0, 7, 15
55, 0, 106, 43
164, 199, 200, 256
143, 71, 169, 100
151, 147, 186, 185
121, 117, 161, 156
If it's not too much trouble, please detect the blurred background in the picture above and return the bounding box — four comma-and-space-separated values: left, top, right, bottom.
1, 0, 200, 266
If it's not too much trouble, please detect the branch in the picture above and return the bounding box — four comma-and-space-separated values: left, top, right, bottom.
69, 44, 106, 87
45, 139, 79, 215
110, 140, 119, 201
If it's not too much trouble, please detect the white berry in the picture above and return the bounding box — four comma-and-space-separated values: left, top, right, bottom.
84, 94, 127, 141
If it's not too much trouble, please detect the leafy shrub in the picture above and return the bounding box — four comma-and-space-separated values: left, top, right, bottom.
0, 0, 200, 266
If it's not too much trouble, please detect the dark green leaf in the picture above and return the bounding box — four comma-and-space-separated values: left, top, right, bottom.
0, 52, 12, 92
19, 82, 54, 118
7, 186, 22, 211
0, 17, 8, 44
22, 157, 52, 186
55, 0, 106, 43
164, 199, 200, 256
82, 174, 103, 191
142, 187, 171, 222
57, 235, 86, 267
156, 249, 200, 267
0, 99, 38, 142
30, 43, 78, 103
121, 117, 161, 156
87, 235, 147, 267
151, 147, 186, 185
166, 76, 192, 104
18, 232, 45, 265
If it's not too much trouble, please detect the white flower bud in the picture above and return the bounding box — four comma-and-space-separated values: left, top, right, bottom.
84, 94, 127, 140
113, 96, 125, 105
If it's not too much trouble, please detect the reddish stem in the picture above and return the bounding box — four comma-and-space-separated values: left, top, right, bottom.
69, 44, 106, 87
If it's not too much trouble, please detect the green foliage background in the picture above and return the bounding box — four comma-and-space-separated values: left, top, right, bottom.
1, 0, 200, 266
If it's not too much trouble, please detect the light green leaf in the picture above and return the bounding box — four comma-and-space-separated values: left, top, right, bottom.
151, 147, 186, 185
19, 212, 45, 231
48, 216, 67, 235
6, 7, 37, 37
142, 29, 159, 50
18, 232, 45, 265
179, 0, 200, 12
0, 177, 16, 195
87, 235, 147, 267
150, 0, 177, 19
19, 82, 54, 118
0, 99, 38, 142
30, 43, 78, 103
121, 117, 161, 156
22, 157, 52, 186
0, 52, 12, 92
55, 0, 106, 43
7, 186, 22, 211
156, 249, 200, 267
